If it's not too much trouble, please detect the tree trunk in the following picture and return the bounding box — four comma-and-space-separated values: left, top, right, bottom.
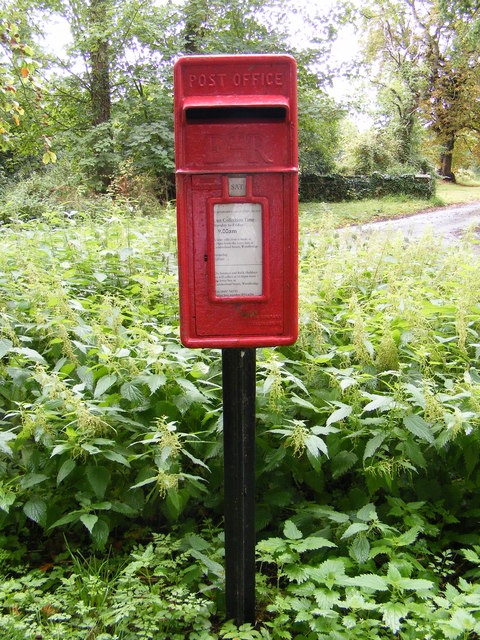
438, 132, 456, 182
89, 0, 112, 189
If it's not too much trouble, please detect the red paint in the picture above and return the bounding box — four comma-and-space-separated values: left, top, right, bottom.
174, 55, 298, 348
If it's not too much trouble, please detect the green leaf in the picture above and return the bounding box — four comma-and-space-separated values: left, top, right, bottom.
348, 573, 389, 591
91, 518, 109, 549
176, 378, 208, 404
23, 498, 47, 525
397, 577, 434, 591
350, 535, 370, 564
403, 414, 435, 444
304, 434, 329, 459
284, 520, 303, 540
80, 514, 98, 534
395, 527, 421, 547
362, 394, 394, 413
363, 433, 386, 461
57, 459, 76, 485
357, 503, 377, 522
291, 394, 319, 413
102, 450, 130, 467
12, 346, 47, 364
0, 338, 13, 358
86, 465, 110, 499
296, 536, 336, 552
0, 431, 16, 457
94, 374, 117, 398
145, 373, 166, 394
341, 522, 369, 539
331, 450, 357, 479
49, 510, 83, 529
380, 601, 409, 634
77, 366, 94, 391
0, 490, 16, 513
20, 473, 49, 490
130, 476, 157, 489
326, 403, 352, 426
120, 381, 144, 403
189, 549, 224, 578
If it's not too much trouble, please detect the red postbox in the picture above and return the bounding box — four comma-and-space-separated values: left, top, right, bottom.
174, 54, 298, 348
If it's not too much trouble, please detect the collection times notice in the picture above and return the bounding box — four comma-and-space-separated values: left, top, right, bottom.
213, 202, 263, 297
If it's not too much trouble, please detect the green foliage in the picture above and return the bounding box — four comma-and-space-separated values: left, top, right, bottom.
299, 172, 435, 202
1, 199, 480, 636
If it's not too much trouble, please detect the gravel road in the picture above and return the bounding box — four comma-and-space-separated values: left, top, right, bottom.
352, 200, 480, 244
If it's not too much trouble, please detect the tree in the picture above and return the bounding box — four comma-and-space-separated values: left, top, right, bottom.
360, 0, 480, 179
0, 12, 54, 165
3, 0, 346, 190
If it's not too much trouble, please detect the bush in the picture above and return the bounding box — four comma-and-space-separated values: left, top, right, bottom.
299, 172, 435, 202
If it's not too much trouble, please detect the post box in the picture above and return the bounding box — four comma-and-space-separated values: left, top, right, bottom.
174, 54, 298, 348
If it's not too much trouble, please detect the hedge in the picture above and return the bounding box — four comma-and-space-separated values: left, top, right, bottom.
299, 172, 435, 202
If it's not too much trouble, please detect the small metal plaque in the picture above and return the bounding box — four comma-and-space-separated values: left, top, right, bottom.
228, 176, 247, 197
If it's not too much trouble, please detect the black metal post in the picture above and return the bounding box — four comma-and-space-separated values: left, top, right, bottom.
222, 347, 256, 625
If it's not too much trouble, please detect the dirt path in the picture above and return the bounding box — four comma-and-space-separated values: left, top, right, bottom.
352, 200, 480, 244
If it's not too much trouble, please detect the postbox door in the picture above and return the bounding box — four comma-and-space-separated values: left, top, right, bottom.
191, 173, 285, 337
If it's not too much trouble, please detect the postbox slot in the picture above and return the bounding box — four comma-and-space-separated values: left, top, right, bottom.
185, 106, 287, 124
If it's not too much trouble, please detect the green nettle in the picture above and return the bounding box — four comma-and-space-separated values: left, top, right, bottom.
1, 201, 480, 637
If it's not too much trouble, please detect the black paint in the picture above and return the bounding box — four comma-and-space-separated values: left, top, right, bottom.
222, 348, 256, 625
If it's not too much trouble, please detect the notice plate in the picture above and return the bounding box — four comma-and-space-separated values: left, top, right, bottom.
213, 202, 262, 297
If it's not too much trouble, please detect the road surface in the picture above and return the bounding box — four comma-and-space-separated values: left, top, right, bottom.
352, 200, 480, 245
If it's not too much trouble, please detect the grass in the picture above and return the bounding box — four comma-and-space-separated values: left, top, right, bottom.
299, 179, 480, 232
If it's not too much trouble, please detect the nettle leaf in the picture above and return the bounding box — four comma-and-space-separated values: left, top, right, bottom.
284, 564, 309, 583
80, 513, 98, 534
395, 527, 421, 547
102, 450, 130, 467
341, 522, 369, 539
403, 414, 435, 444
94, 374, 117, 398
51, 443, 73, 457
350, 535, 370, 565
332, 450, 357, 479
284, 520, 303, 540
357, 503, 378, 522
296, 536, 336, 552
120, 381, 144, 403
291, 394, 320, 413
91, 518, 109, 549
304, 434, 329, 459
23, 497, 47, 525
0, 431, 16, 457
12, 346, 47, 364
363, 433, 386, 461
190, 549, 224, 577
398, 577, 434, 591
0, 490, 16, 513
20, 473, 49, 490
145, 373, 166, 394
347, 573, 389, 591
362, 393, 395, 414
176, 378, 208, 404
380, 601, 409, 634
326, 402, 352, 426
57, 459, 76, 485
77, 365, 94, 391
86, 465, 110, 499
0, 338, 13, 358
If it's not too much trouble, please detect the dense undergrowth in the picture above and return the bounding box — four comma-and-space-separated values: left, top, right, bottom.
1, 200, 480, 638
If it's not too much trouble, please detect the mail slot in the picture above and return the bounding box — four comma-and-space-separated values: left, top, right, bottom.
174, 54, 298, 348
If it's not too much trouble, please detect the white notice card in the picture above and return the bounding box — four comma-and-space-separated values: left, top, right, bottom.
213, 203, 263, 297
